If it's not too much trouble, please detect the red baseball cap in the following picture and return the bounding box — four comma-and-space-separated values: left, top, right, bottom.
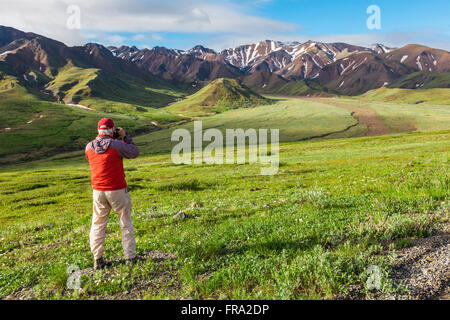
98, 118, 115, 130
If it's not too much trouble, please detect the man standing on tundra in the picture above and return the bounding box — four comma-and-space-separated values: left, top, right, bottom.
85, 118, 139, 270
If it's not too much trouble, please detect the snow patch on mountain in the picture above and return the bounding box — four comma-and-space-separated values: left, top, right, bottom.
416, 56, 423, 71
0, 51, 12, 57
371, 44, 394, 54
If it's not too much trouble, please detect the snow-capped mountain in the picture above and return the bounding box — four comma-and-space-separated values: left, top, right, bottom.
219, 40, 374, 72
107, 40, 401, 80
104, 39, 450, 94
108, 40, 378, 81
1, 24, 449, 96
370, 43, 395, 54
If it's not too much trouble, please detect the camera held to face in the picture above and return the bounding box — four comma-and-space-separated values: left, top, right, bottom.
113, 128, 121, 139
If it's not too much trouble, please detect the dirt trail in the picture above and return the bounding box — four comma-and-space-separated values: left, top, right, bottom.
305, 98, 391, 136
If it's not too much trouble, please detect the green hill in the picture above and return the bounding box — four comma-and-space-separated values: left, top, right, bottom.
270, 80, 331, 96
359, 87, 450, 105
389, 72, 450, 89
44, 62, 187, 116
0, 57, 190, 164
165, 78, 271, 117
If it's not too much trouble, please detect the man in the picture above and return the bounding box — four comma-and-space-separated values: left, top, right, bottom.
85, 118, 139, 270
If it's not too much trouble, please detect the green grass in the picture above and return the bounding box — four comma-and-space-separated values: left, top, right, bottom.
46, 63, 187, 112
78, 97, 185, 123
360, 87, 450, 105
165, 78, 270, 117
1, 89, 449, 299
333, 97, 450, 133
0, 80, 183, 164
0, 130, 448, 299
268, 80, 328, 96
137, 97, 358, 154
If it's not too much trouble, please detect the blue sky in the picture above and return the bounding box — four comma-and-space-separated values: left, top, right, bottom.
256, 0, 449, 35
2, 0, 449, 50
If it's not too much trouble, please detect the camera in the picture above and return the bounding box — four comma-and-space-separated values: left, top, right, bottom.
113, 128, 121, 139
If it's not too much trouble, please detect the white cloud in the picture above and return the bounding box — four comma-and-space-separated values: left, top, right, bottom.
131, 34, 146, 41
190, 8, 211, 24
151, 34, 164, 41
106, 34, 128, 45
0, 0, 298, 46
307, 31, 450, 51
0, 1, 84, 46
0, 0, 448, 51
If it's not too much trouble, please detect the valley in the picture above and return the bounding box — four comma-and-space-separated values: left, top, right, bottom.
0, 24, 449, 301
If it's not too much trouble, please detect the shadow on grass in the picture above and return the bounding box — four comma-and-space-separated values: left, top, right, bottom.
155, 179, 214, 192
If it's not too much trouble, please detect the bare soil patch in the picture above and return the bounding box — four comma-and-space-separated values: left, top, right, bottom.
335, 232, 449, 300
308, 98, 392, 136
389, 232, 449, 300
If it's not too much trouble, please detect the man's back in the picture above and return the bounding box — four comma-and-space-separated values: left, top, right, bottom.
86, 135, 139, 191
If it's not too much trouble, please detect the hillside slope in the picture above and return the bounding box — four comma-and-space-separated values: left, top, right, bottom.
0, 76, 183, 164
384, 44, 450, 73
359, 87, 450, 105
44, 63, 186, 115
389, 72, 450, 89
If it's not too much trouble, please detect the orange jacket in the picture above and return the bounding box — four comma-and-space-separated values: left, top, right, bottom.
85, 135, 139, 191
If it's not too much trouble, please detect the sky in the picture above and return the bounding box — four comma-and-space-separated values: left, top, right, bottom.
0, 0, 449, 51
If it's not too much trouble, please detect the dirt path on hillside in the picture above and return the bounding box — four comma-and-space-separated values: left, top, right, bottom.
303, 98, 391, 136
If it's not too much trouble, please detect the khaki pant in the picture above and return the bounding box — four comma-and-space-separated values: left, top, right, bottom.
90, 188, 136, 260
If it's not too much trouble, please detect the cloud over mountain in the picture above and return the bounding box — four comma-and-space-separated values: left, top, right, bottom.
0, 0, 298, 46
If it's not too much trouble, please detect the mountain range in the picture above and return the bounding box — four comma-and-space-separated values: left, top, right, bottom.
1, 25, 449, 103
108, 39, 450, 95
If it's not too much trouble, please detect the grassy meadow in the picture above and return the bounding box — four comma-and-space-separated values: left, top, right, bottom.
334, 97, 450, 133
360, 87, 450, 105
0, 87, 449, 300
0, 130, 449, 299
140, 97, 358, 154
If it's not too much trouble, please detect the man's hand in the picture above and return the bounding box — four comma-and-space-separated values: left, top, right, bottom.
117, 127, 126, 138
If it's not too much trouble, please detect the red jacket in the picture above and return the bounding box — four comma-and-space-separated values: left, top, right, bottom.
85, 135, 139, 191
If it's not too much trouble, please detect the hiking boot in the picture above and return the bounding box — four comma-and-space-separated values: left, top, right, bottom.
94, 257, 107, 270
125, 256, 138, 266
